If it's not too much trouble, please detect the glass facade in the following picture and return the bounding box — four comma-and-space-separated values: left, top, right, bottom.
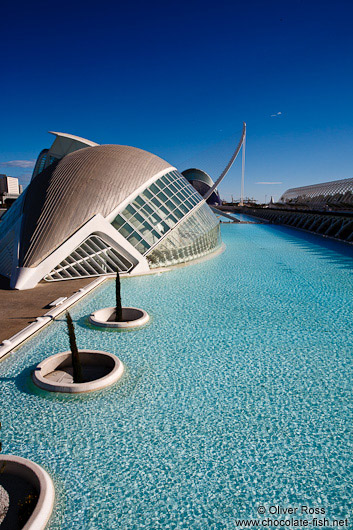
31, 149, 48, 180
31, 150, 59, 181
111, 170, 205, 255
147, 202, 221, 268
46, 170, 221, 281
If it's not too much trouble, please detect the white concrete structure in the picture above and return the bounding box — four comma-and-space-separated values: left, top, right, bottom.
0, 132, 221, 289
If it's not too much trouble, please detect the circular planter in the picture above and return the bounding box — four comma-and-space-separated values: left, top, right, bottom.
0, 454, 55, 530
89, 307, 149, 329
32, 350, 124, 393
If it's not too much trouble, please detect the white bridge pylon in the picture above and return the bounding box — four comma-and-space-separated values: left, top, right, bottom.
203, 122, 246, 203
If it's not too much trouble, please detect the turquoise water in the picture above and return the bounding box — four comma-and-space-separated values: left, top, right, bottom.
1, 223, 353, 529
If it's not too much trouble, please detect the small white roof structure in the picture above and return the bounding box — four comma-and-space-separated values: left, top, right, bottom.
47, 131, 99, 159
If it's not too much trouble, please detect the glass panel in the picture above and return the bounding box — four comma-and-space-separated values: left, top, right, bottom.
141, 203, 154, 217
168, 182, 178, 194
127, 233, 150, 254
128, 212, 145, 229
150, 196, 167, 215
166, 213, 178, 227
150, 195, 162, 207
138, 219, 154, 235
156, 178, 166, 190
151, 229, 162, 241
146, 202, 221, 268
110, 168, 220, 265
184, 199, 194, 209
162, 187, 174, 199
154, 220, 170, 235
178, 202, 189, 214
160, 175, 170, 187
119, 223, 134, 238
132, 195, 145, 210
157, 191, 168, 203
149, 183, 160, 195
146, 210, 160, 224
142, 189, 153, 201
141, 229, 161, 246
123, 204, 137, 220
154, 204, 170, 220
185, 182, 198, 194
127, 232, 149, 247
166, 199, 178, 211
190, 195, 200, 205
111, 214, 125, 230
172, 208, 184, 220
173, 194, 184, 206
167, 172, 176, 181
172, 179, 183, 190
136, 241, 150, 255
0, 190, 26, 238
187, 195, 195, 204
180, 183, 191, 194
177, 188, 190, 200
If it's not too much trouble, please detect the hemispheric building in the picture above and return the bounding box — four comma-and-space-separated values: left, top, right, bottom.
181, 168, 221, 206
0, 132, 221, 290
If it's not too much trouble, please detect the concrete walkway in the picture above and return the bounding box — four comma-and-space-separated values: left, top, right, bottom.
0, 277, 94, 344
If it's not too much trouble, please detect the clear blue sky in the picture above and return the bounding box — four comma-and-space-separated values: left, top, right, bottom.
1, 0, 352, 202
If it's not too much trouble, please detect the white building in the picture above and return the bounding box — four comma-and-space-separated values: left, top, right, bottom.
280, 178, 353, 207
0, 132, 221, 289
0, 175, 22, 207
0, 175, 20, 195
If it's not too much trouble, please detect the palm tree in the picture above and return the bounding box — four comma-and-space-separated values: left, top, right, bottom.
66, 312, 82, 383
115, 270, 123, 322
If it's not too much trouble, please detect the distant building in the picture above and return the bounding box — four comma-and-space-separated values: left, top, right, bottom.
0, 175, 22, 206
280, 177, 353, 208
181, 169, 221, 206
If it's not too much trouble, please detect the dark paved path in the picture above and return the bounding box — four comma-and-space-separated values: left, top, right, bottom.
0, 277, 94, 343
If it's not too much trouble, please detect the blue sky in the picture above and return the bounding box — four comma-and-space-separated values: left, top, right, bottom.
1, 0, 352, 202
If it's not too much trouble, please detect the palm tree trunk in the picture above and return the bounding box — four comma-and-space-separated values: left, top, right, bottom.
115, 270, 123, 322
66, 312, 83, 383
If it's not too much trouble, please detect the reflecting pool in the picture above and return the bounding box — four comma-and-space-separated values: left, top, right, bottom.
1, 223, 353, 529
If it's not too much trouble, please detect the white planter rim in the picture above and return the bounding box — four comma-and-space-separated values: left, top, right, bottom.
0, 454, 55, 530
32, 350, 124, 393
89, 306, 149, 329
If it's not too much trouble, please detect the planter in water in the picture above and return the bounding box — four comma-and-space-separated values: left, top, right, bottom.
89, 306, 149, 329
32, 350, 124, 393
0, 454, 55, 530
89, 270, 149, 329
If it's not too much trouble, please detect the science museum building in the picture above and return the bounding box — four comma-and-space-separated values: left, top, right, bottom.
0, 132, 221, 290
